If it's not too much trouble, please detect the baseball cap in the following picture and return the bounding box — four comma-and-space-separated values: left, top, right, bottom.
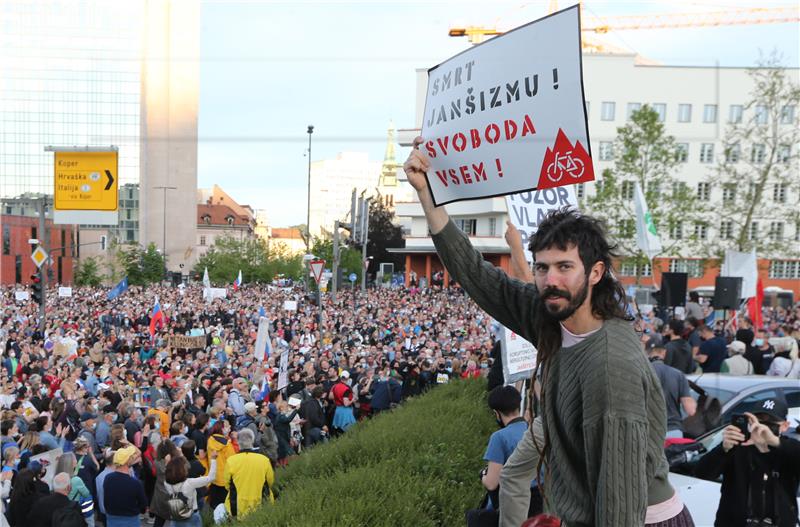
79, 412, 97, 422
727, 340, 746, 354
340, 370, 350, 379
244, 402, 257, 413
754, 397, 788, 422
113, 445, 138, 466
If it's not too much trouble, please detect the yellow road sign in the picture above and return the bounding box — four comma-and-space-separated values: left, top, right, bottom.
31, 246, 48, 268
54, 151, 118, 211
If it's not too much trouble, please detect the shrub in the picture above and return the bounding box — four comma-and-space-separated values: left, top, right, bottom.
235, 379, 494, 527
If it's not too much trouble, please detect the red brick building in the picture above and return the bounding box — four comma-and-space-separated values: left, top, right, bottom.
0, 215, 77, 285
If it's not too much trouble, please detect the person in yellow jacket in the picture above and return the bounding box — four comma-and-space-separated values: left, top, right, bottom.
223, 428, 274, 519
206, 419, 237, 510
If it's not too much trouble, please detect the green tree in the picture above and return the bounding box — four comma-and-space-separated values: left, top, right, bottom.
367, 197, 405, 271
710, 55, 800, 256
310, 236, 362, 287
74, 257, 103, 287
193, 236, 304, 285
141, 243, 166, 284
584, 105, 708, 278
114, 243, 165, 286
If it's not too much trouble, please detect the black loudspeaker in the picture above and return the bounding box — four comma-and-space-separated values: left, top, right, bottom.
170, 272, 183, 287
660, 272, 688, 308
713, 276, 742, 310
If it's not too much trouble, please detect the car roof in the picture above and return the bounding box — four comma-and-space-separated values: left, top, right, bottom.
688, 374, 799, 392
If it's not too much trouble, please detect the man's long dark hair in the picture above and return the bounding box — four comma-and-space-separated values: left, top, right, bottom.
526, 207, 630, 500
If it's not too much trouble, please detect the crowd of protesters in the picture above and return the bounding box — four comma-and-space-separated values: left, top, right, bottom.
0, 280, 499, 526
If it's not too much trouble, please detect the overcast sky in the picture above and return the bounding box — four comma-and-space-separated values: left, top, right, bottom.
196, 0, 800, 226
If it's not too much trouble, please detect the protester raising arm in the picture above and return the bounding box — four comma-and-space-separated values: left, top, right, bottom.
505, 221, 535, 283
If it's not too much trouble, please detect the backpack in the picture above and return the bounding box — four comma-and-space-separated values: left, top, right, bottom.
166, 485, 193, 520
51, 501, 87, 527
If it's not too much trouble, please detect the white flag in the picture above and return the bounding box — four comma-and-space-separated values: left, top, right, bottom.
634, 182, 662, 260
722, 249, 757, 299
202, 267, 211, 289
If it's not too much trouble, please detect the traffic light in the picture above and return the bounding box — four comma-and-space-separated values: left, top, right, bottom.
31, 272, 43, 306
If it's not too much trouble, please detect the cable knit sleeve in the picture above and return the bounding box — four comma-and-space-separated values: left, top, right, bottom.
431, 220, 537, 343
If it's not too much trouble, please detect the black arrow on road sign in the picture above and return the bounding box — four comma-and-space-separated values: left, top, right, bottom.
104, 170, 114, 190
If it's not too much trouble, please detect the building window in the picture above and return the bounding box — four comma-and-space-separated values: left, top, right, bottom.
676, 143, 689, 163
725, 143, 741, 163
729, 104, 743, 123
748, 221, 759, 241
769, 260, 799, 279
769, 221, 784, 241
576, 183, 585, 199
751, 144, 766, 164
697, 182, 711, 201
703, 104, 717, 123
722, 184, 736, 204
647, 180, 661, 198
626, 102, 641, 120
3, 225, 10, 255
598, 141, 614, 161
669, 259, 704, 278
617, 219, 635, 238
700, 143, 714, 163
619, 261, 652, 277
669, 221, 684, 240
200, 235, 206, 246
678, 104, 692, 123
652, 103, 666, 122
672, 181, 688, 199
694, 222, 708, 240
755, 105, 768, 125
777, 144, 791, 164
621, 181, 635, 200
780, 105, 796, 124
488, 217, 497, 237
720, 220, 734, 240
601, 101, 616, 121
773, 183, 787, 203
456, 218, 477, 236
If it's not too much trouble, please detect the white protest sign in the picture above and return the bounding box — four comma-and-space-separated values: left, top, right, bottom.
203, 287, 227, 301
283, 300, 298, 311
254, 316, 272, 362
277, 350, 289, 390
506, 185, 578, 262
31, 447, 62, 489
421, 5, 593, 206
58, 287, 73, 297
14, 291, 29, 302
500, 325, 538, 384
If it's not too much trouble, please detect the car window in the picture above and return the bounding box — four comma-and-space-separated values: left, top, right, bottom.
782, 388, 800, 409
724, 389, 780, 420
691, 386, 735, 405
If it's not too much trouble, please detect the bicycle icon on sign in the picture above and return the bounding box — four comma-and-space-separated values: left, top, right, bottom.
546, 150, 585, 182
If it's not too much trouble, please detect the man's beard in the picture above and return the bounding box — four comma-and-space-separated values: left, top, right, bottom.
540, 276, 590, 322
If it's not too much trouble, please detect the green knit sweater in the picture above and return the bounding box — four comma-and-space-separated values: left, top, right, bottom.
432, 220, 674, 527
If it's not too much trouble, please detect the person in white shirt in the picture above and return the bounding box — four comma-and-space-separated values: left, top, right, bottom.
721, 341, 754, 376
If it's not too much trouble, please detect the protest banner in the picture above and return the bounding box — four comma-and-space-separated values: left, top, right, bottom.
14, 291, 29, 302
505, 184, 578, 262
167, 335, 206, 349
500, 325, 538, 384
254, 316, 272, 361
421, 5, 593, 206
31, 447, 62, 488
283, 300, 298, 311
203, 287, 227, 301
58, 287, 73, 297
277, 350, 289, 390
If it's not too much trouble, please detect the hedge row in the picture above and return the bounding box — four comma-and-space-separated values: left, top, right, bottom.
236, 379, 494, 527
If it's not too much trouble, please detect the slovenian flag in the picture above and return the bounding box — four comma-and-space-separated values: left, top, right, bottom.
149, 298, 166, 339
233, 270, 242, 291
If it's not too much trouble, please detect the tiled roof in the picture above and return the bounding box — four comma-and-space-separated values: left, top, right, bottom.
197, 204, 250, 226
271, 227, 303, 239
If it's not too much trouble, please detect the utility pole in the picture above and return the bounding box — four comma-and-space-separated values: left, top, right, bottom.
332, 220, 339, 303
306, 125, 314, 251
38, 197, 47, 335
361, 197, 371, 293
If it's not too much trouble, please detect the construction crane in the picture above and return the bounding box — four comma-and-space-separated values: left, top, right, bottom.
448, 5, 800, 47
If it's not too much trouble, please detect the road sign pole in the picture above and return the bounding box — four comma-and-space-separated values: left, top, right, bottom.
38, 197, 47, 335
332, 220, 339, 303
360, 198, 370, 293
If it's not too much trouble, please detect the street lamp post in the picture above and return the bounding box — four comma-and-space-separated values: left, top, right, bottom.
306, 125, 314, 251
153, 185, 177, 276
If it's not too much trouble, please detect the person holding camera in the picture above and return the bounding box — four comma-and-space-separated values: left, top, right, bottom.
695, 397, 800, 526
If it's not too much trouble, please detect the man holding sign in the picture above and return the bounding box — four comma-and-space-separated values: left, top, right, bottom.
405, 141, 691, 526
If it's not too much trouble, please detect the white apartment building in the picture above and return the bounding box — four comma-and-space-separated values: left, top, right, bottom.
395, 52, 799, 293
308, 152, 381, 238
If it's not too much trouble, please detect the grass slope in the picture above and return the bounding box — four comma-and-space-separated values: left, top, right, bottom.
238, 379, 494, 527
